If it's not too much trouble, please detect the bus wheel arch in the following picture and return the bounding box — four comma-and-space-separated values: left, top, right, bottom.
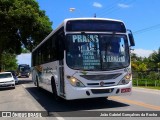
51, 76, 60, 101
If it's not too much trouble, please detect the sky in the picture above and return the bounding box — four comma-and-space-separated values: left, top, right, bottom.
17, 0, 160, 65
17, 54, 31, 66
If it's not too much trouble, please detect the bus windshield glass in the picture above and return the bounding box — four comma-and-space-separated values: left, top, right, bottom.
66, 34, 129, 71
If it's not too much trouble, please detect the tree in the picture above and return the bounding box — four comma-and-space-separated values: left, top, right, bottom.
152, 48, 160, 66
21, 48, 30, 53
1, 52, 18, 71
131, 53, 145, 71
0, 0, 52, 71
148, 47, 160, 70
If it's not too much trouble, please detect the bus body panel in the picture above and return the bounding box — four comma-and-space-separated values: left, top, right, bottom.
32, 61, 60, 94
65, 81, 132, 100
63, 56, 132, 100
32, 59, 132, 100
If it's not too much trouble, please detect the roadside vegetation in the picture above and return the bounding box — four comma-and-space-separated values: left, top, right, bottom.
0, 0, 52, 71
132, 48, 160, 90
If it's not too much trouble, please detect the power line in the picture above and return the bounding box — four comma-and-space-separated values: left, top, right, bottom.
133, 24, 160, 35
97, 0, 124, 17
98, 0, 125, 17
105, 0, 135, 16
96, 0, 122, 17
98, 0, 135, 17
133, 24, 160, 52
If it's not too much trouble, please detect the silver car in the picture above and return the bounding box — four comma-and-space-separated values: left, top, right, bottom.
0, 72, 15, 89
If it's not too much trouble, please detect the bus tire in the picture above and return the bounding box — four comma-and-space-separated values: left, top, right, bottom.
36, 76, 39, 88
51, 78, 60, 101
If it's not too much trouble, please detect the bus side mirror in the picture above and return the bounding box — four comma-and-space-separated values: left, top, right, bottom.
128, 33, 135, 46
127, 30, 135, 46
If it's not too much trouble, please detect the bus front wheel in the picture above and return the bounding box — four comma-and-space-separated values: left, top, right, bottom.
51, 78, 61, 101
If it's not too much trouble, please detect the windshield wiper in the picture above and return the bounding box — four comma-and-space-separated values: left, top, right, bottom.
81, 32, 94, 43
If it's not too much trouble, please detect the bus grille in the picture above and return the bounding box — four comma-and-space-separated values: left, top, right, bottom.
91, 88, 114, 94
80, 73, 121, 80
87, 82, 115, 86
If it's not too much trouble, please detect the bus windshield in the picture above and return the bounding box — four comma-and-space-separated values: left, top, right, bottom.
66, 34, 130, 71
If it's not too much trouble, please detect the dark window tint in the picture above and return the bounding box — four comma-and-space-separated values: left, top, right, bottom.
66, 20, 126, 33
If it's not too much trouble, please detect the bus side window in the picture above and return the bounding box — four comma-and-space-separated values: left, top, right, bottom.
36, 49, 41, 65
42, 42, 48, 63
57, 32, 65, 60
46, 40, 51, 62
51, 35, 58, 61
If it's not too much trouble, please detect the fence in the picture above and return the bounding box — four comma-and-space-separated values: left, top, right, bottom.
132, 70, 160, 87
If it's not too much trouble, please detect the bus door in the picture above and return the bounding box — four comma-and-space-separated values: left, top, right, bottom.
57, 29, 65, 97
59, 60, 65, 96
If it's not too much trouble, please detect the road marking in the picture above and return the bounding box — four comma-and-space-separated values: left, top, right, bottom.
54, 112, 65, 120
110, 96, 160, 110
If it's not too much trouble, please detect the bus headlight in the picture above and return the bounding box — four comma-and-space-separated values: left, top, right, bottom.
67, 76, 85, 87
118, 73, 132, 85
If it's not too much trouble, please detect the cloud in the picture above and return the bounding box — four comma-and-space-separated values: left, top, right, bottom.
17, 53, 31, 66
118, 3, 130, 8
93, 2, 103, 8
132, 49, 154, 58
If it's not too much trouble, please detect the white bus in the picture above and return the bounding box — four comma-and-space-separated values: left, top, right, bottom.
32, 18, 135, 100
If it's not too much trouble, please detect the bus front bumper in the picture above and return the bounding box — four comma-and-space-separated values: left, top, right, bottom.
65, 81, 132, 100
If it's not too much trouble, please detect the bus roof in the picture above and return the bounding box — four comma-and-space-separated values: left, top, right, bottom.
64, 17, 124, 23
32, 18, 125, 52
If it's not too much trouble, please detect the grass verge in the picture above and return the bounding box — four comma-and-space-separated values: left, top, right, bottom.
133, 86, 160, 90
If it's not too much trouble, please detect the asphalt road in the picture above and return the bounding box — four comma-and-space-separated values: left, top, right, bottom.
0, 77, 160, 120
